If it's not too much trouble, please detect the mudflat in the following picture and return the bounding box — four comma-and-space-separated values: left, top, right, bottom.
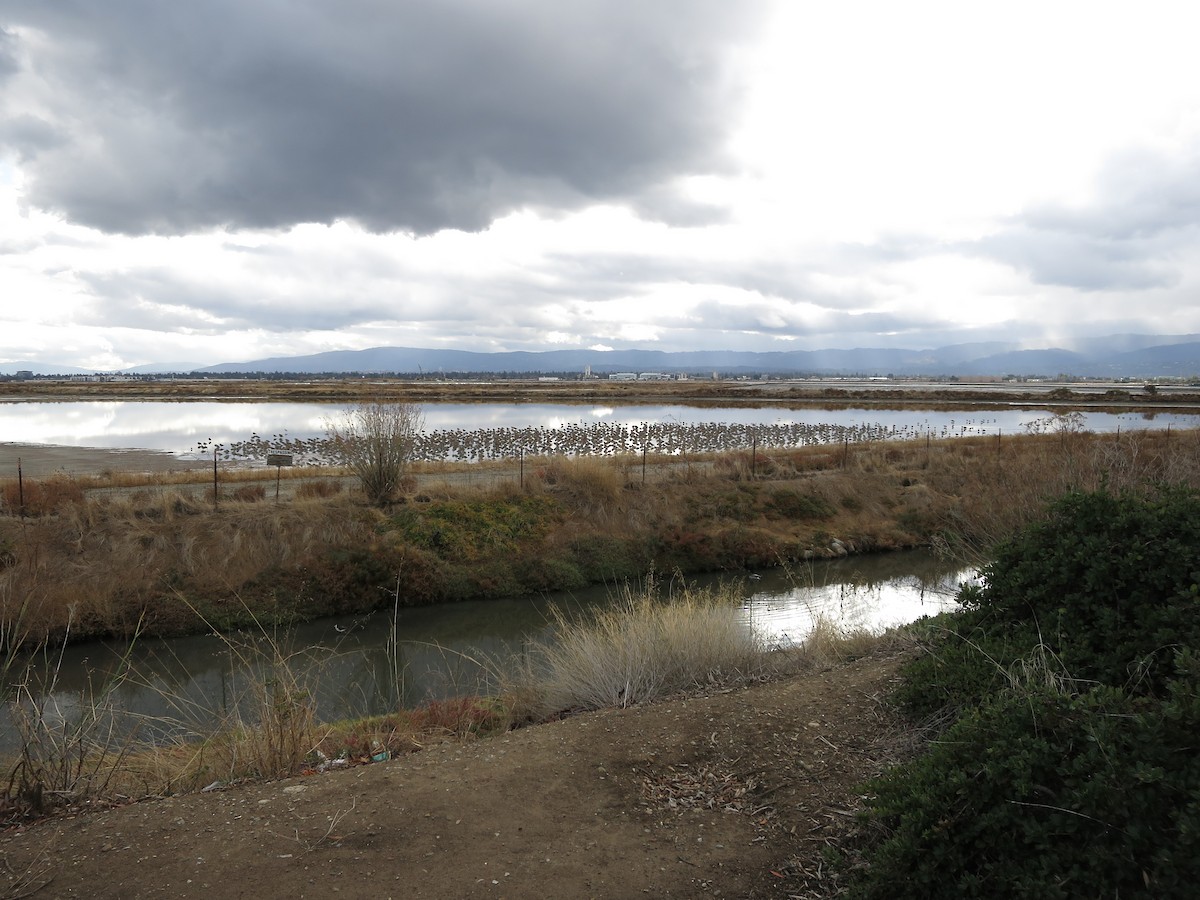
0, 443, 209, 479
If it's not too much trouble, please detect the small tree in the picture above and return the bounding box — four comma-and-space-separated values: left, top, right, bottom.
326, 399, 423, 504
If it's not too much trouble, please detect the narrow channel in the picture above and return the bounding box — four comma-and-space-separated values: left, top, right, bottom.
0, 550, 976, 751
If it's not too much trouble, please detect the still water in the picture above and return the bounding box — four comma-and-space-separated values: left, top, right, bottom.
2, 551, 976, 749
1, 399, 1194, 457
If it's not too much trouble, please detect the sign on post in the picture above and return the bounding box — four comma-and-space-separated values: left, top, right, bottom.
267, 453, 294, 500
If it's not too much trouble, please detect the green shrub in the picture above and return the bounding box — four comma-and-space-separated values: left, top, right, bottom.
851, 487, 1200, 897
388, 495, 558, 562
853, 667, 1200, 898
964, 486, 1200, 696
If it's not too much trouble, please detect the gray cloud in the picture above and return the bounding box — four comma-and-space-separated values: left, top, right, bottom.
971, 144, 1200, 291
974, 229, 1178, 292
2, 1, 763, 236
0, 27, 17, 79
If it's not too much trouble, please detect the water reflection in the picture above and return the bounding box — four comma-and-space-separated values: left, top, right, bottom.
2, 399, 1196, 457
0, 551, 976, 750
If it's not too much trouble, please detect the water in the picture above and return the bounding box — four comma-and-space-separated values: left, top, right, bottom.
1, 399, 1194, 458
0, 551, 976, 750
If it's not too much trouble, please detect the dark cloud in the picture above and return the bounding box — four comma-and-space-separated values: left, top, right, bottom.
0, 114, 68, 162
2, 1, 764, 235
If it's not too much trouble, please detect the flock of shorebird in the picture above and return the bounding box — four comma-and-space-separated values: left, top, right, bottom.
195, 417, 997, 465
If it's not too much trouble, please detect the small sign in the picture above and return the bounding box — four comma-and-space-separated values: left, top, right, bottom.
266, 453, 294, 467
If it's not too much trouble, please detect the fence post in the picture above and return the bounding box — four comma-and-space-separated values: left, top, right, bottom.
642, 427, 648, 484
17, 457, 24, 517
213, 447, 219, 508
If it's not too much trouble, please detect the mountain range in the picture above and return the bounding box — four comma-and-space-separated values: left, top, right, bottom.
4, 334, 1200, 379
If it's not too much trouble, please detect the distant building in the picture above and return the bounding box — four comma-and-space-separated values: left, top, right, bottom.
609, 372, 638, 381
637, 372, 670, 381
14, 370, 33, 379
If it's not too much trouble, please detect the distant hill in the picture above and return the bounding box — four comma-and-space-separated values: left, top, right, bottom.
195, 335, 1200, 378
9, 334, 1199, 379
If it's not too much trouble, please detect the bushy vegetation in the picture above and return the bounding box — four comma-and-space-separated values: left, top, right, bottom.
325, 399, 423, 504
848, 487, 1200, 898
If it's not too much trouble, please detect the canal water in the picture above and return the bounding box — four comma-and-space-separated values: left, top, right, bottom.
0, 551, 976, 750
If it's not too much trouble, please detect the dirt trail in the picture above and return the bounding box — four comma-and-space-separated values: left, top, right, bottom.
0, 653, 914, 899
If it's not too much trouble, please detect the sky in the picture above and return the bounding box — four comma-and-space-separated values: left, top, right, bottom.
1, 0, 1199, 371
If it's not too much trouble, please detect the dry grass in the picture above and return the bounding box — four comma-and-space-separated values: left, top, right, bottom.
498, 576, 769, 719
532, 455, 625, 518
1, 428, 1197, 648
0, 492, 378, 643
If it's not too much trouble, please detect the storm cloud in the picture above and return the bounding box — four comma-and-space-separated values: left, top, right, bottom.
3, 2, 1200, 372
1, 1, 763, 235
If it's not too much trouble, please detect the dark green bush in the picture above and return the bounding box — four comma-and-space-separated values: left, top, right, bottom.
854, 668, 1200, 898
966, 486, 1200, 696
849, 488, 1200, 897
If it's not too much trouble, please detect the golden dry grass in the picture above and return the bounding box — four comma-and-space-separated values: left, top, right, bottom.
1, 428, 1197, 647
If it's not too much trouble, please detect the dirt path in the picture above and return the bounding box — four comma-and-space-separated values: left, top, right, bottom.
0, 652, 914, 899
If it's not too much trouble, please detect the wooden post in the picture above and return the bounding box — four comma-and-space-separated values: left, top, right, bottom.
213, 447, 219, 508
17, 457, 24, 517
642, 429, 648, 484
751, 433, 757, 477
520, 450, 524, 490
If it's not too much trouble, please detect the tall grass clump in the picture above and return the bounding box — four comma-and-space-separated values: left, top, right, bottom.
532, 455, 626, 520
148, 621, 328, 785
505, 577, 768, 719
1, 612, 147, 819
